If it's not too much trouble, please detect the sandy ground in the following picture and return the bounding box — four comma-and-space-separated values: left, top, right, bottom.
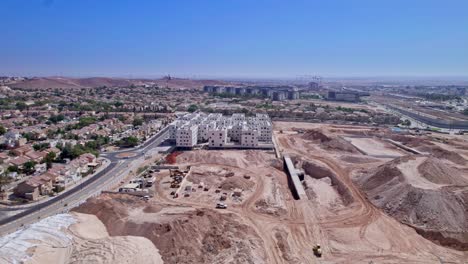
0, 212, 163, 264
344, 136, 405, 157
273, 122, 468, 263
10, 122, 468, 263
67, 213, 164, 264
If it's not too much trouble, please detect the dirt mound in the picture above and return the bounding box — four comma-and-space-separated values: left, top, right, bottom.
69, 213, 164, 264
302, 130, 331, 142
142, 204, 164, 213
302, 129, 358, 153
187, 166, 255, 193
340, 155, 380, 164
418, 145, 466, 165
254, 199, 287, 217
274, 229, 298, 262
418, 158, 468, 185
177, 150, 239, 167
357, 158, 468, 250
219, 177, 254, 191
74, 194, 266, 264
301, 160, 354, 205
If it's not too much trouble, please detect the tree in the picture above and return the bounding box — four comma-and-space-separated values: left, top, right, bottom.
60, 143, 74, 160
33, 142, 50, 151
44, 152, 56, 169
23, 161, 37, 175
401, 119, 411, 127
463, 108, 468, 116
77, 116, 97, 128
48, 114, 65, 124
15, 102, 27, 111
117, 136, 139, 148
133, 117, 144, 127
0, 125, 5, 135
187, 104, 198, 113
7, 165, 19, 173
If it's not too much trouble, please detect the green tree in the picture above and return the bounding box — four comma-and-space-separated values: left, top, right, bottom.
7, 165, 19, 173
187, 104, 198, 113
0, 125, 5, 135
114, 101, 124, 108
33, 142, 50, 151
23, 161, 37, 175
44, 152, 56, 169
401, 119, 412, 127
117, 136, 139, 148
133, 117, 144, 127
59, 143, 74, 160
48, 114, 65, 124
15, 102, 27, 111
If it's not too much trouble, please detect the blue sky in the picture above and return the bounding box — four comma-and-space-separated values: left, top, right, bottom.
1, 0, 467, 78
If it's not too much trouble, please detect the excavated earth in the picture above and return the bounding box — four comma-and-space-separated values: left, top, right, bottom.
73, 194, 266, 264
356, 155, 468, 250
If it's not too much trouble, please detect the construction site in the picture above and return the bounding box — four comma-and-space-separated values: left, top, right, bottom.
7, 122, 468, 263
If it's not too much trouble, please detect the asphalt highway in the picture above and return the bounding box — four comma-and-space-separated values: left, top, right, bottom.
0, 126, 170, 236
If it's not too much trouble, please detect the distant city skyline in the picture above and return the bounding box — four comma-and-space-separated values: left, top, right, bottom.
1, 0, 467, 78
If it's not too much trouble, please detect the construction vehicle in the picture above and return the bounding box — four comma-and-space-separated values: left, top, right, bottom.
216, 203, 227, 209
313, 244, 322, 257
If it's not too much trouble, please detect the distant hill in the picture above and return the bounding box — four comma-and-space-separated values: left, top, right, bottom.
8, 77, 229, 90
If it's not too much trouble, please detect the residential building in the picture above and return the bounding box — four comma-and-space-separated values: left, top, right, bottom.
169, 112, 273, 149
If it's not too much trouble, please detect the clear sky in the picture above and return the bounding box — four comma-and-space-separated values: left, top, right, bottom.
1, 0, 467, 78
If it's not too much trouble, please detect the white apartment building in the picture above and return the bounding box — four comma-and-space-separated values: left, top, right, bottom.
208, 128, 228, 148
176, 125, 198, 147
170, 112, 272, 148
241, 128, 259, 147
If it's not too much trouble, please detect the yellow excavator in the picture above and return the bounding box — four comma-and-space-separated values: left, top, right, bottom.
313, 244, 322, 257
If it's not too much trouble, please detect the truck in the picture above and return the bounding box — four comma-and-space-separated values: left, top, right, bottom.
313, 244, 322, 257
216, 203, 227, 209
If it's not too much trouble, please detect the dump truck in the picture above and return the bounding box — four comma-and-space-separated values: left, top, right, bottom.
313, 244, 322, 257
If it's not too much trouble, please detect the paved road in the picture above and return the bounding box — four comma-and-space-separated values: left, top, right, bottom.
0, 126, 170, 236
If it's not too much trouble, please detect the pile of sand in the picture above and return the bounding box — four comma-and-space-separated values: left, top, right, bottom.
68, 213, 164, 264
357, 156, 468, 250
418, 145, 466, 165
302, 129, 331, 142
1, 212, 164, 264
418, 157, 468, 185
302, 129, 358, 153
74, 194, 266, 264
219, 176, 254, 191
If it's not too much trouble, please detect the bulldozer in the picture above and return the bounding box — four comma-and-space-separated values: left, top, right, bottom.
312, 244, 322, 257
